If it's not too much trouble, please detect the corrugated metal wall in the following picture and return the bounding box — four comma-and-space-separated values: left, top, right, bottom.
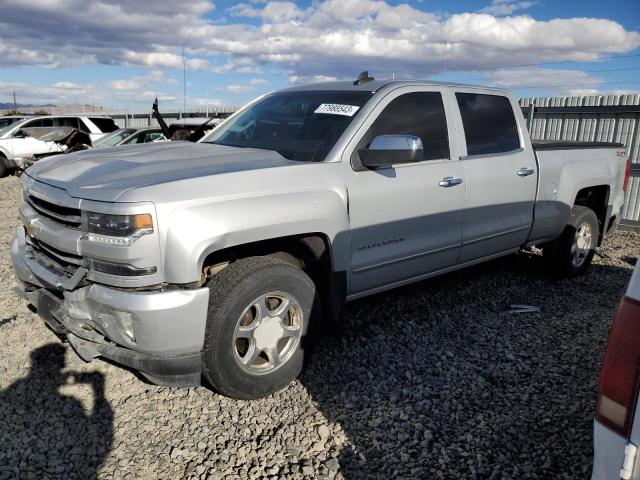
519, 95, 640, 224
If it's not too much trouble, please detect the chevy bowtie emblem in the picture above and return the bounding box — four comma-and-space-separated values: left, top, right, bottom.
24, 220, 34, 237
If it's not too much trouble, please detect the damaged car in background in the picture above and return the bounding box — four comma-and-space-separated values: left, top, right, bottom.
152, 98, 228, 142
0, 115, 118, 177
93, 128, 167, 149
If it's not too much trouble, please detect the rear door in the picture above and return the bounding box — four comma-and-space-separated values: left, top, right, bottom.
452, 91, 537, 262
343, 87, 465, 296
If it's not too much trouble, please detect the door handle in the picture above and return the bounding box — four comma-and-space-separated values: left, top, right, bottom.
439, 177, 463, 187
517, 167, 535, 177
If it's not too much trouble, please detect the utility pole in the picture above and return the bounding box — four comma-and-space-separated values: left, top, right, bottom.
182, 48, 187, 113
13, 91, 17, 111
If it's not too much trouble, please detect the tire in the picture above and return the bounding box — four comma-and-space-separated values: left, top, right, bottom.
0, 156, 7, 178
544, 205, 599, 277
202, 256, 319, 399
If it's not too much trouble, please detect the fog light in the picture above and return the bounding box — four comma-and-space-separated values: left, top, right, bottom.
86, 258, 157, 277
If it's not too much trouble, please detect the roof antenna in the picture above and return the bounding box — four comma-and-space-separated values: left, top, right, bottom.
354, 71, 374, 86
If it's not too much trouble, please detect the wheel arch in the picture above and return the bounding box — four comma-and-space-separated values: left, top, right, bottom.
200, 232, 347, 326
573, 184, 610, 244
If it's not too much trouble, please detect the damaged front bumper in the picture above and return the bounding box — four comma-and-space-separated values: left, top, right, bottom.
11, 226, 210, 387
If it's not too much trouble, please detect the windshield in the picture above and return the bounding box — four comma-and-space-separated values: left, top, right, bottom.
203, 90, 372, 162
94, 129, 136, 148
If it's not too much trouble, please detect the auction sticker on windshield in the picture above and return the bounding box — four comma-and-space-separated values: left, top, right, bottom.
314, 104, 360, 116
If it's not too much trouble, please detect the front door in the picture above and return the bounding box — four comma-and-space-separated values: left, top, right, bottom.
344, 88, 465, 296
11, 117, 64, 159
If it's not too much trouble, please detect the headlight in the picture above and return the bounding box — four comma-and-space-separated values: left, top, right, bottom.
81, 212, 153, 245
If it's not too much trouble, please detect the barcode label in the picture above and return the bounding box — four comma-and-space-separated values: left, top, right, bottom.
314, 104, 360, 116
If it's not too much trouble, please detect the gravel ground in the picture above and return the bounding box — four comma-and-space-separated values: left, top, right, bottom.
0, 173, 638, 480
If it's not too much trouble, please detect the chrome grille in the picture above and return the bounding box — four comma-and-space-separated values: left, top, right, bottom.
26, 236, 81, 277
27, 195, 81, 227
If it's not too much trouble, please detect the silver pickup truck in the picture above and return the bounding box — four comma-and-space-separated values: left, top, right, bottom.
11, 77, 630, 399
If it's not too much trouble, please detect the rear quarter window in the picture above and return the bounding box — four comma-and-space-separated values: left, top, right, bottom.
89, 117, 119, 133
54, 117, 80, 129
456, 93, 520, 156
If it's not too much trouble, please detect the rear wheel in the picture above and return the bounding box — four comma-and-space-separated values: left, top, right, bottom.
544, 205, 599, 277
202, 256, 318, 399
0, 156, 7, 178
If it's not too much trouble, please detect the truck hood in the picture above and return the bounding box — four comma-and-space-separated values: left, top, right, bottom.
26, 142, 298, 202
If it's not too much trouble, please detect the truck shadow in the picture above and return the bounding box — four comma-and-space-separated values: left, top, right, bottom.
299, 254, 634, 479
0, 343, 113, 480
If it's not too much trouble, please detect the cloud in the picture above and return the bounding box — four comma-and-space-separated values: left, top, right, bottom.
189, 97, 224, 106
0, 81, 28, 89
288, 74, 339, 85
213, 2, 640, 80
0, 80, 105, 106
0, 0, 639, 108
0, 0, 637, 82
121, 52, 209, 70
108, 70, 169, 91
566, 88, 601, 96
211, 57, 261, 74
52, 81, 83, 89
230, 2, 304, 22
480, 0, 536, 16
0, 0, 214, 69
480, 68, 603, 90
224, 78, 268, 93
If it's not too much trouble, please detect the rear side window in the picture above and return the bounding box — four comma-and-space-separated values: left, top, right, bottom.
89, 117, 119, 133
54, 117, 79, 128
23, 118, 53, 128
362, 92, 450, 161
456, 93, 520, 156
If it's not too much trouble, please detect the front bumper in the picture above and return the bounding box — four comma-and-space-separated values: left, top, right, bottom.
11, 226, 210, 386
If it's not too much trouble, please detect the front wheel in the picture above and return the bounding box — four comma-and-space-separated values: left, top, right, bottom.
544, 205, 599, 277
202, 256, 318, 399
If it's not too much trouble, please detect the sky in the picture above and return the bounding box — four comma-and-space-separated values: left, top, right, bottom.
0, 0, 639, 110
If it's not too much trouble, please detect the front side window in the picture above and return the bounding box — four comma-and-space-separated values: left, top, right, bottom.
358, 91, 450, 161
203, 90, 373, 162
456, 93, 520, 156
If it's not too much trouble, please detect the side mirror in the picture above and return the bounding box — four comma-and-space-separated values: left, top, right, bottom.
13, 130, 26, 138
358, 135, 423, 168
